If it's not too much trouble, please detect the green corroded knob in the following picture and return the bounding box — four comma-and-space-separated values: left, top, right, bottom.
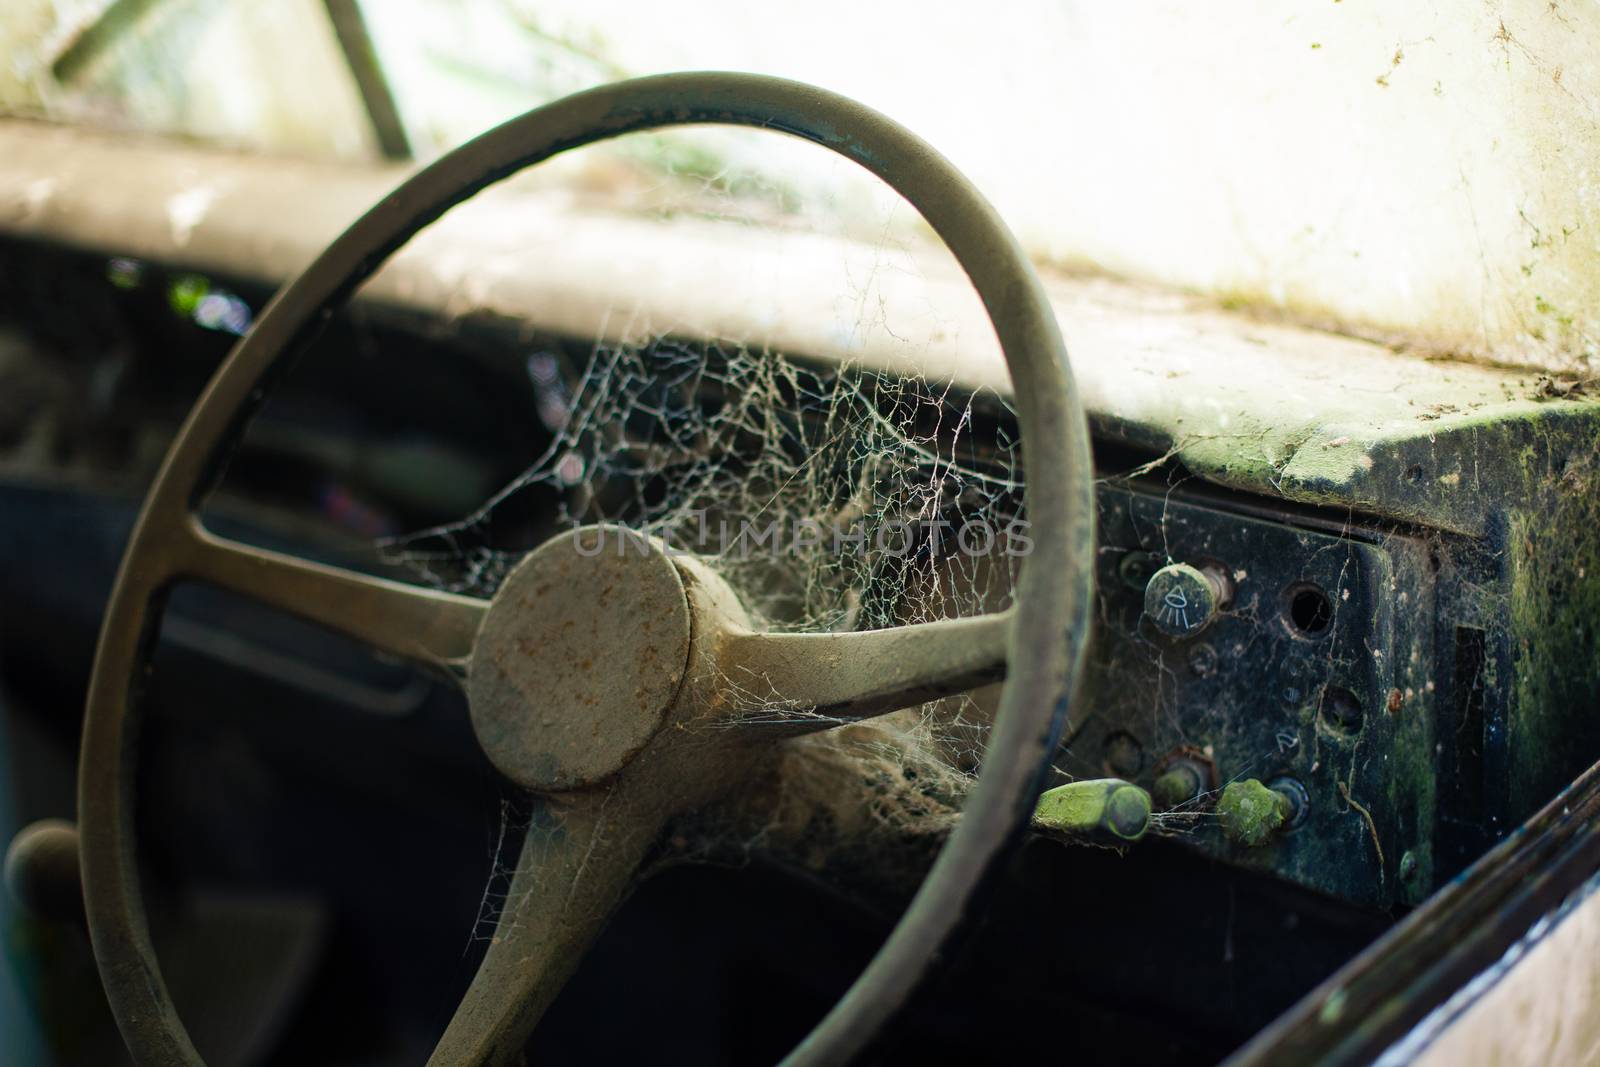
1152, 764, 1203, 810
1217, 779, 1292, 847
1143, 563, 1224, 638
1032, 778, 1151, 844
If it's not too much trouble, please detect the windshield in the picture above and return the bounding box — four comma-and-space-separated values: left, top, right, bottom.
4, 0, 1595, 374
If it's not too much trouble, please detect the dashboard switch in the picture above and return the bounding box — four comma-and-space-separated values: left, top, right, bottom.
1032, 778, 1151, 845
1143, 562, 1230, 638
1153, 763, 1204, 810
1218, 779, 1293, 847
1153, 749, 1216, 811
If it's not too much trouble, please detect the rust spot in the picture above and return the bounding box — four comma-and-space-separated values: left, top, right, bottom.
1386, 687, 1404, 715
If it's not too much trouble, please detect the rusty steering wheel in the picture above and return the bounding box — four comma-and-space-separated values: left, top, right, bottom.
77, 72, 1095, 1065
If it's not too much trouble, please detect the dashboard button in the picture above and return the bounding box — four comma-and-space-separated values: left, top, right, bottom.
1143, 562, 1229, 637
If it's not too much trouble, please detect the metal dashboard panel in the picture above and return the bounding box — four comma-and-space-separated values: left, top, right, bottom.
1063, 484, 1436, 908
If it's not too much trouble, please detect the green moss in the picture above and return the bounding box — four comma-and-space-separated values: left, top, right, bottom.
1152, 766, 1201, 809
1032, 779, 1151, 843
1217, 779, 1291, 847
167, 273, 209, 318
1504, 421, 1600, 816
1160, 394, 1600, 537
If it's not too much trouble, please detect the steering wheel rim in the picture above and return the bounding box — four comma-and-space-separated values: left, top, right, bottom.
77, 71, 1095, 1065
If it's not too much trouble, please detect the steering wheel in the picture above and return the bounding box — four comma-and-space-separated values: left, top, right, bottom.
77, 72, 1095, 1065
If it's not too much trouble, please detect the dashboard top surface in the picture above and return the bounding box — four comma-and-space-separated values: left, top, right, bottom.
1, 117, 1597, 537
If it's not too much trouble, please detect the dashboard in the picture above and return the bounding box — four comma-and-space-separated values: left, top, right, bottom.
2, 118, 1599, 1065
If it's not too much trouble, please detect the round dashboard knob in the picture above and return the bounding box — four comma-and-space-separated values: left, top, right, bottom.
1142, 562, 1225, 638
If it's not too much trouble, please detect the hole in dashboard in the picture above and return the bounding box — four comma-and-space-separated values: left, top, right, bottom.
1285, 582, 1334, 637
1317, 686, 1365, 736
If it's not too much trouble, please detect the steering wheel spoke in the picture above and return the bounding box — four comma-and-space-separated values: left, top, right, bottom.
713, 610, 1013, 734
179, 520, 487, 671
427, 781, 666, 1067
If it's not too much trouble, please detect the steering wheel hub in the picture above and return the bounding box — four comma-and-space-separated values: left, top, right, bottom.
467, 527, 691, 791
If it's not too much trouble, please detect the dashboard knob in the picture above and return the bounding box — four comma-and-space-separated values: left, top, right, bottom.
1031, 778, 1151, 844
1142, 562, 1228, 638
1217, 778, 1295, 847
4, 819, 81, 923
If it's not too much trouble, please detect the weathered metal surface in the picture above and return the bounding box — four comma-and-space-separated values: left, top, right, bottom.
70, 73, 1096, 1067
467, 526, 692, 791
182, 517, 487, 670
1063, 483, 1427, 907
425, 782, 666, 1066
713, 605, 1012, 729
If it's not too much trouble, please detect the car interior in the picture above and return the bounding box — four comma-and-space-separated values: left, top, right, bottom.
1, 4, 1597, 1065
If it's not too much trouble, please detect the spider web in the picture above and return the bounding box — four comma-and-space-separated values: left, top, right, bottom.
385, 336, 1022, 628
382, 321, 1031, 938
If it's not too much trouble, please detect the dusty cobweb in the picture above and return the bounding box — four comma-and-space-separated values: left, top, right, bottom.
367, 244, 1317, 963
384, 323, 1031, 937
373, 125, 1066, 951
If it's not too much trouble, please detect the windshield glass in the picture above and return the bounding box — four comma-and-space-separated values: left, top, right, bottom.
4, 1, 1595, 374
